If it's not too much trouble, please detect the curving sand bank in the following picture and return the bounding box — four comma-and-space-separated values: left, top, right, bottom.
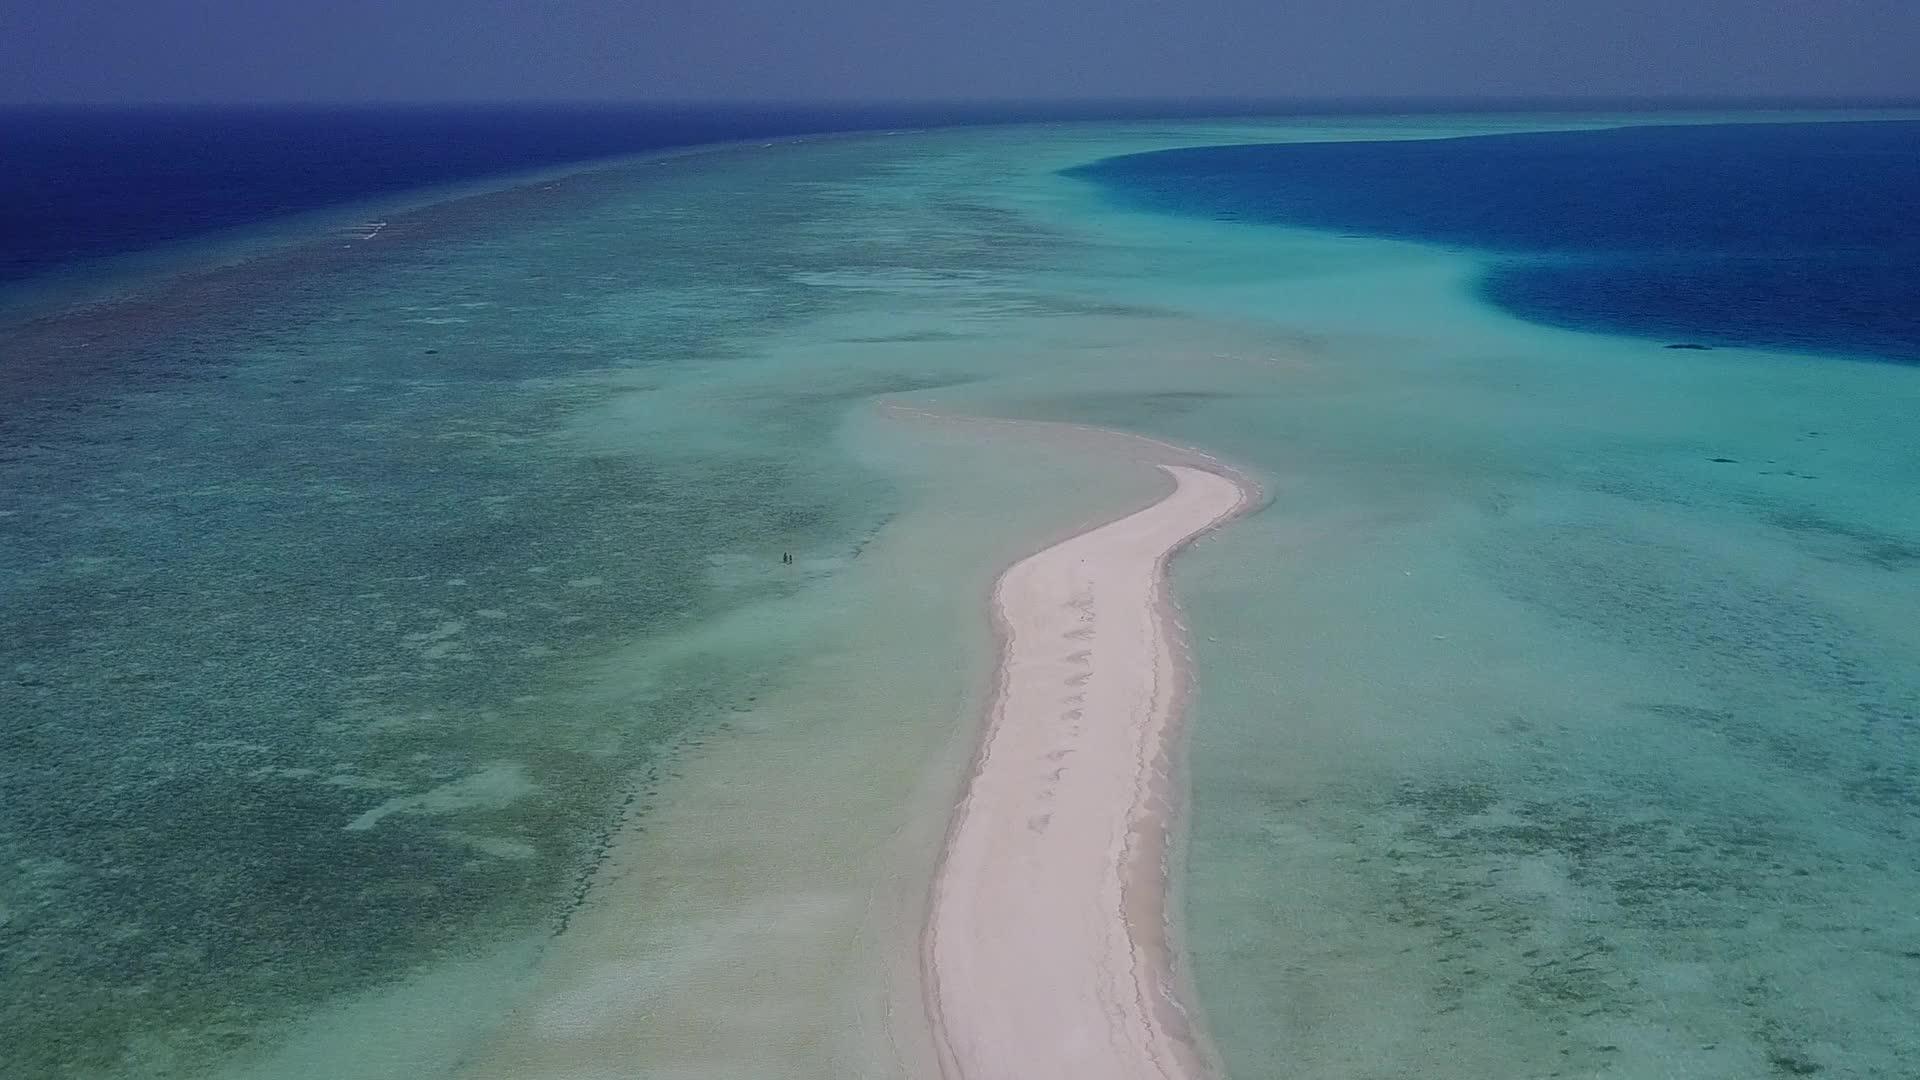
924, 463, 1252, 1080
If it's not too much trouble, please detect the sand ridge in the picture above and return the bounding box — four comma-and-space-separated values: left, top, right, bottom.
924, 463, 1251, 1080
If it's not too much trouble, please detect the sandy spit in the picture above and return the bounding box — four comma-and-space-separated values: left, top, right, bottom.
923, 463, 1252, 1080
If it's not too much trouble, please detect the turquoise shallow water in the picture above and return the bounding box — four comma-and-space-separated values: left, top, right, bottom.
1, 138, 941, 1076
1013, 123, 1920, 1076
3, 113, 1917, 1079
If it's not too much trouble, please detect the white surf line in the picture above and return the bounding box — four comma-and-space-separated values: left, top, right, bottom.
924, 463, 1250, 1080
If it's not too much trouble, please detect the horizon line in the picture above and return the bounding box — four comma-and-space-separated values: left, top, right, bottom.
6, 93, 1920, 112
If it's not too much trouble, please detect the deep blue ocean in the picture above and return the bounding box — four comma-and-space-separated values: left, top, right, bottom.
1067, 120, 1920, 364
0, 100, 1321, 289
0, 104, 953, 284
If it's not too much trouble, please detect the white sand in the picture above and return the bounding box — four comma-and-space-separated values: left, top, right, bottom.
451, 416, 1185, 1080
924, 463, 1251, 1080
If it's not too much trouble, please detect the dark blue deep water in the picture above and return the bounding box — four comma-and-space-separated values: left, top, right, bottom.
1067, 120, 1920, 363
0, 104, 942, 284
0, 100, 1341, 289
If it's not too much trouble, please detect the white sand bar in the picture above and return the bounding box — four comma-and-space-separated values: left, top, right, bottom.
925, 464, 1250, 1080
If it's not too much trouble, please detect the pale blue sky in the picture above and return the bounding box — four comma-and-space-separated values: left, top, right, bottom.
3, 0, 1917, 104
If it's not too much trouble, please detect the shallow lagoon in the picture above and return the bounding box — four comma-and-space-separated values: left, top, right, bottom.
2, 112, 1917, 1078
